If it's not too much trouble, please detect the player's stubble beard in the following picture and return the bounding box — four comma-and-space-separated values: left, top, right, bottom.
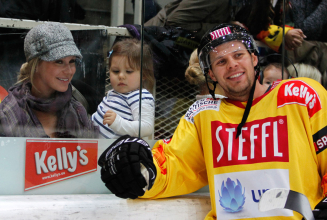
220, 74, 254, 102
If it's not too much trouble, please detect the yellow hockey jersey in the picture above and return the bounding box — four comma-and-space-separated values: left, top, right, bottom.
143, 77, 327, 220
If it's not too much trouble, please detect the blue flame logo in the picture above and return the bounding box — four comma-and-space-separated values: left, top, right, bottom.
218, 178, 246, 212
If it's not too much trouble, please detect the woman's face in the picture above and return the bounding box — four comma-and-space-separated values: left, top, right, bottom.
32, 56, 76, 98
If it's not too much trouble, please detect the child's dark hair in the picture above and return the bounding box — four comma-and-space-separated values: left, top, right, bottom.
108, 38, 155, 92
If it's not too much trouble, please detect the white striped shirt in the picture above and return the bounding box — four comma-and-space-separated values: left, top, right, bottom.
92, 89, 155, 139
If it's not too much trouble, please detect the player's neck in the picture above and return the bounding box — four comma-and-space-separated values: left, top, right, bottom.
227, 79, 267, 102
253, 80, 268, 99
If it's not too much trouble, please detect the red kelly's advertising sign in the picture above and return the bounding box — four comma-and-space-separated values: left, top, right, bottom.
25, 139, 98, 191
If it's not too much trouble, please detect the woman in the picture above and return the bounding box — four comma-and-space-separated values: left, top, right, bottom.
0, 22, 98, 138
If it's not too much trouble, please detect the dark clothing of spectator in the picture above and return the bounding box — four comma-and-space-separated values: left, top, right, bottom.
290, 0, 327, 42
0, 0, 85, 22
131, 0, 162, 23
145, 0, 231, 40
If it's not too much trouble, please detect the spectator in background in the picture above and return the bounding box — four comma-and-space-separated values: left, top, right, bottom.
145, 0, 232, 40
260, 62, 290, 88
288, 63, 322, 83
185, 49, 226, 100
0, 0, 85, 23
0, 22, 98, 138
131, 0, 162, 23
289, 0, 327, 42
235, 0, 306, 52
269, 0, 327, 83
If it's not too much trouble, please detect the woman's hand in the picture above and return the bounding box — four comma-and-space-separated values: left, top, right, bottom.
285, 29, 306, 50
103, 110, 117, 126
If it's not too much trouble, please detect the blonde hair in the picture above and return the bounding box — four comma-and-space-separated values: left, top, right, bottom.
185, 49, 204, 85
108, 38, 155, 92
287, 63, 322, 83
17, 57, 40, 87
185, 49, 224, 96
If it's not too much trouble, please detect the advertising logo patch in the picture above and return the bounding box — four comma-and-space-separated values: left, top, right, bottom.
218, 178, 245, 213
215, 170, 292, 219
212, 116, 289, 168
185, 98, 221, 123
25, 139, 98, 191
313, 126, 327, 154
277, 80, 321, 118
210, 27, 232, 40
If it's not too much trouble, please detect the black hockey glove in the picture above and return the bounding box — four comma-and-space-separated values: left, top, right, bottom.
98, 135, 157, 199
312, 197, 327, 220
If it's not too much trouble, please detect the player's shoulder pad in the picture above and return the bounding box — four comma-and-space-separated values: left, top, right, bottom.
276, 78, 324, 118
184, 98, 222, 123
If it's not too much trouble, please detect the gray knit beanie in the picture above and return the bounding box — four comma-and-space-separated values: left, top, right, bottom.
24, 22, 82, 62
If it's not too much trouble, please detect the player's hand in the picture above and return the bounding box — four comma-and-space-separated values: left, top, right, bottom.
285, 29, 306, 51
98, 135, 157, 199
103, 110, 116, 126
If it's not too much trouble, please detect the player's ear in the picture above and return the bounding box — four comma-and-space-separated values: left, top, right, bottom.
208, 69, 217, 82
252, 53, 258, 67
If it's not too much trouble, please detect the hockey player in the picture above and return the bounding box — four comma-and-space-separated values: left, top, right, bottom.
98, 23, 327, 219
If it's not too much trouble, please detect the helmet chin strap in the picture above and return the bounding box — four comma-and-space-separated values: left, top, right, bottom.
205, 65, 260, 139
205, 73, 218, 100
236, 66, 260, 138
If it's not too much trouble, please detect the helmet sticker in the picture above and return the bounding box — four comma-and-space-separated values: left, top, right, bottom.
210, 27, 232, 40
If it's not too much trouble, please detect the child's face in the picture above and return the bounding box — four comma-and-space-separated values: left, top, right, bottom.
109, 55, 141, 94
262, 66, 283, 88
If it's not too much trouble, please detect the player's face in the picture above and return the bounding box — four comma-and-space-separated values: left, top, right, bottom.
109, 55, 141, 94
208, 41, 258, 101
32, 56, 76, 98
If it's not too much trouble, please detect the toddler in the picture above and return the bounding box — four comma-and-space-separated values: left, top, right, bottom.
92, 38, 155, 139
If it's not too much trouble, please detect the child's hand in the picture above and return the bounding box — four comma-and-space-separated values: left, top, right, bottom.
103, 110, 117, 126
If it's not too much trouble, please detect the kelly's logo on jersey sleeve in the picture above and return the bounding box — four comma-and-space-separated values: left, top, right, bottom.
277, 80, 322, 118
211, 116, 289, 168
